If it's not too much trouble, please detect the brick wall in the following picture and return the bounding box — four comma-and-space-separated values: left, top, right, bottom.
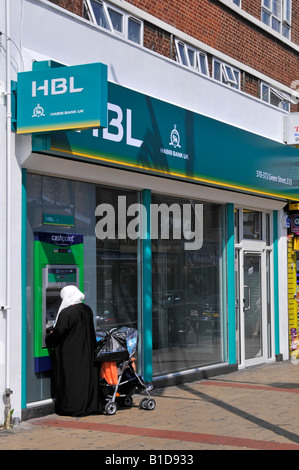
48, 0, 84, 17
127, 0, 299, 89
143, 22, 175, 60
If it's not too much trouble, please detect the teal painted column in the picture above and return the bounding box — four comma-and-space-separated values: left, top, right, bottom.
21, 169, 27, 408
273, 211, 280, 356
142, 189, 153, 382
227, 203, 236, 365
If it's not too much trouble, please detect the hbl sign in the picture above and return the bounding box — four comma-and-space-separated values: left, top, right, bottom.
16, 62, 107, 134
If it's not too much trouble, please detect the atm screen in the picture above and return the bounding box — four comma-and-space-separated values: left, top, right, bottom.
48, 267, 77, 283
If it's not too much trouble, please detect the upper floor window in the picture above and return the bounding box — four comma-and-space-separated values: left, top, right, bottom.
261, 82, 290, 111
85, 0, 143, 44
261, 0, 291, 39
175, 40, 209, 76
212, 59, 240, 89
231, 0, 241, 6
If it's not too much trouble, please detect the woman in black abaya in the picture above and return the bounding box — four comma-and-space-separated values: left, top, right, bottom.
46, 285, 100, 417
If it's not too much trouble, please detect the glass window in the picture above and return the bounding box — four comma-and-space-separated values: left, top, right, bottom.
261, 82, 290, 111
261, 0, 291, 39
108, 7, 123, 33
234, 208, 240, 243
243, 210, 262, 240
213, 59, 240, 89
151, 194, 227, 376
177, 41, 188, 66
266, 213, 271, 246
282, 23, 290, 37
95, 187, 138, 332
272, 16, 280, 32
283, 0, 291, 23
266, 251, 272, 358
128, 17, 141, 44
175, 40, 209, 76
261, 9, 271, 25
26, 174, 140, 403
89, 0, 110, 30
273, 0, 282, 18
213, 60, 221, 82
199, 52, 208, 75
26, 174, 227, 400
86, 0, 143, 44
187, 48, 196, 68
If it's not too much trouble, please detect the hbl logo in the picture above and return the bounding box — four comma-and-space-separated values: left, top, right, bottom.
32, 77, 84, 97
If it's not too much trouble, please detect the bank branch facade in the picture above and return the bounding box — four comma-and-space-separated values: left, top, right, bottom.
1, 0, 299, 422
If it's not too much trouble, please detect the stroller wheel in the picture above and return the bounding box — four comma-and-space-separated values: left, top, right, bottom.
139, 398, 156, 410
140, 398, 148, 409
122, 396, 133, 407
105, 401, 117, 415
146, 398, 156, 410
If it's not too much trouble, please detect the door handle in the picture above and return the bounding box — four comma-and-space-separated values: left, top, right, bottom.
243, 285, 251, 311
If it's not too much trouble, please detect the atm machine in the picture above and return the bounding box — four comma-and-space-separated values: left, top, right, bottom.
34, 232, 84, 372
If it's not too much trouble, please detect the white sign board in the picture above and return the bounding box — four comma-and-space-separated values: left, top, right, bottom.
284, 113, 299, 145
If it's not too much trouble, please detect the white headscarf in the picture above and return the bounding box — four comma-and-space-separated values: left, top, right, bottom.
54, 285, 85, 325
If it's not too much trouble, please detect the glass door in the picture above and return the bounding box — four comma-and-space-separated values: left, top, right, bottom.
243, 252, 264, 363
235, 208, 274, 368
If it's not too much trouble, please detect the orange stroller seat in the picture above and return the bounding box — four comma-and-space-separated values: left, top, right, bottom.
100, 361, 118, 385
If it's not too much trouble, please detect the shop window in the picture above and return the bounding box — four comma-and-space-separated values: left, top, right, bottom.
243, 210, 262, 240
26, 173, 227, 399
151, 194, 227, 376
84, 0, 143, 45
95, 186, 139, 333
213, 59, 240, 89
261, 0, 291, 39
175, 40, 209, 76
26, 174, 140, 403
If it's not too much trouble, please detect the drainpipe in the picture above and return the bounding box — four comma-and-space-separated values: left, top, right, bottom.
2, 0, 12, 429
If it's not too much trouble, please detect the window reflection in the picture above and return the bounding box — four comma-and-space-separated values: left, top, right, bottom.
151, 194, 226, 376
243, 210, 262, 240
95, 187, 138, 332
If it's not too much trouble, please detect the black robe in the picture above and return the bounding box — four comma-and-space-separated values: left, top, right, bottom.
46, 303, 100, 416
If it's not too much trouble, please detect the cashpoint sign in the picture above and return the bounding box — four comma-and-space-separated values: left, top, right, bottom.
16, 62, 108, 134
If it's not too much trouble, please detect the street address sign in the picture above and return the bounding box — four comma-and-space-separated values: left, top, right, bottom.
16, 62, 107, 134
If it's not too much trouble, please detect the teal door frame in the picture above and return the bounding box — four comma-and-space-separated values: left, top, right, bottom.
227, 203, 236, 365
141, 189, 153, 382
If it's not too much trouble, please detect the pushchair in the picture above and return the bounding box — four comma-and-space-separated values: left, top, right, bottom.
95, 327, 156, 415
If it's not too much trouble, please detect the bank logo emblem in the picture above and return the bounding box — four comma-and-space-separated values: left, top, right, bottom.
32, 104, 45, 118
160, 123, 189, 161
169, 124, 181, 149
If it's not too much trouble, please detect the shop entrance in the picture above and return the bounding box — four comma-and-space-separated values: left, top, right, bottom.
235, 209, 274, 368
236, 248, 270, 367
243, 251, 263, 363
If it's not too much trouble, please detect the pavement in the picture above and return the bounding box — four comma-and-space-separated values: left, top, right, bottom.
2, 360, 299, 453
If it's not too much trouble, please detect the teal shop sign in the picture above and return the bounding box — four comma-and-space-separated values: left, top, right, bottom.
32, 82, 299, 200
17, 62, 107, 133
43, 213, 74, 226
